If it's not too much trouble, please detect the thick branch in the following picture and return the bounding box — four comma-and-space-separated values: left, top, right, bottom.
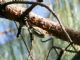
1, 5, 80, 45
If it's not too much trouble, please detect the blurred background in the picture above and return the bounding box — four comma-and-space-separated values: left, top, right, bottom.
0, 0, 80, 60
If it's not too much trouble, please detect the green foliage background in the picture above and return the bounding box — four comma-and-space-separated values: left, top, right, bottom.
0, 0, 80, 60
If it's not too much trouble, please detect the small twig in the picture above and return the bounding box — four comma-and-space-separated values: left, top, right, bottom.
46, 46, 59, 60
57, 48, 64, 60
0, 1, 76, 51
0, 1, 79, 60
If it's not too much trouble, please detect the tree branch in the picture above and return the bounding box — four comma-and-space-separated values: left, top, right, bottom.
0, 5, 80, 45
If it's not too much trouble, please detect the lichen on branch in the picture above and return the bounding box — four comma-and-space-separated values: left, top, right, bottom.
0, 4, 80, 45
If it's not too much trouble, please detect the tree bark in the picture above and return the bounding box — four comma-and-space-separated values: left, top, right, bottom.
0, 5, 80, 45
